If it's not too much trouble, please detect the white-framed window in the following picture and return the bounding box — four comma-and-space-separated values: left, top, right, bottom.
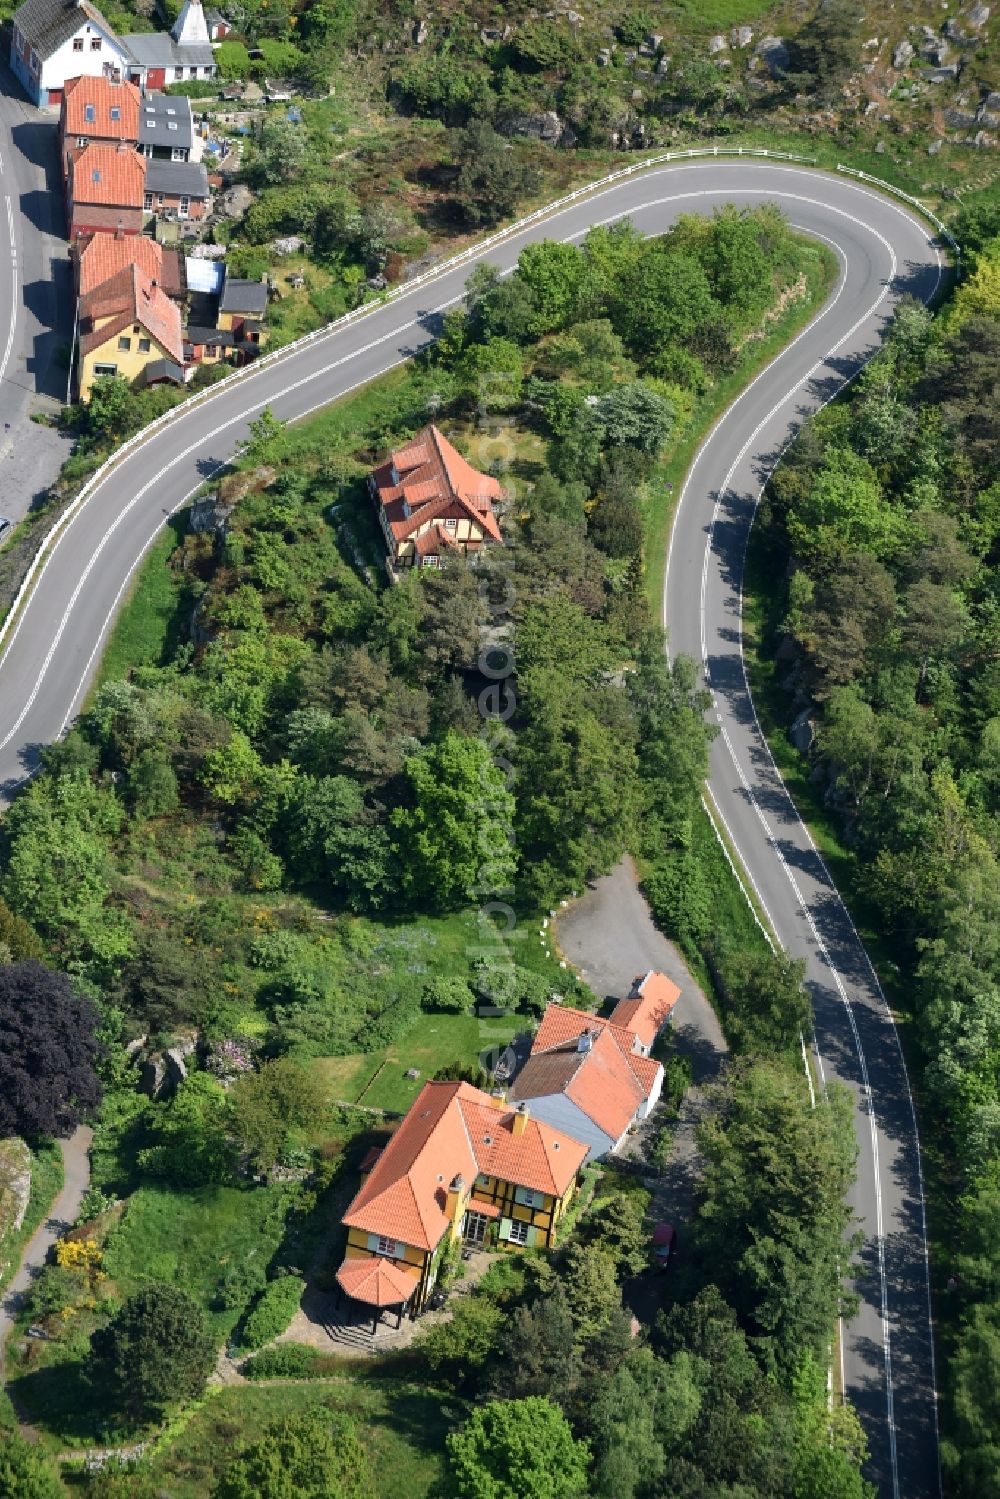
84, 103, 95, 122
117, 336, 130, 351
93, 362, 117, 376
73, 36, 84, 51
444, 517, 457, 531
138, 337, 151, 353
90, 36, 101, 50
178, 194, 190, 218
171, 146, 186, 161
143, 191, 153, 210
376, 1235, 398, 1257
143, 144, 153, 158
77, 136, 87, 147
110, 106, 120, 121
507, 1219, 530, 1245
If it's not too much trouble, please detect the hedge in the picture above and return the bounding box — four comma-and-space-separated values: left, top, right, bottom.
238, 1274, 305, 1351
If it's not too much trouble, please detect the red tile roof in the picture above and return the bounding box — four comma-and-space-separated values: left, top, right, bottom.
63, 75, 140, 142
70, 142, 145, 210
75, 230, 163, 298
511, 1001, 665, 1145
609, 971, 681, 1050
79, 262, 184, 366
341, 1080, 586, 1252
336, 1255, 420, 1307
372, 424, 503, 548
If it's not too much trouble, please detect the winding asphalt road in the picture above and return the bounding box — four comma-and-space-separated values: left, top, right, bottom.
0, 159, 942, 1495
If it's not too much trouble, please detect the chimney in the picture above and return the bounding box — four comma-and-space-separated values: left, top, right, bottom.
511, 1102, 530, 1137
445, 1173, 465, 1224
577, 1030, 593, 1054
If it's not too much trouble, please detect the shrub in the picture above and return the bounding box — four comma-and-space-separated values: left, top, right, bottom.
239, 1274, 305, 1350
242, 1342, 330, 1380
215, 1258, 268, 1311
421, 976, 475, 1013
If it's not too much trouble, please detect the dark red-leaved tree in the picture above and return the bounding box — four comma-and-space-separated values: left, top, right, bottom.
0, 961, 102, 1138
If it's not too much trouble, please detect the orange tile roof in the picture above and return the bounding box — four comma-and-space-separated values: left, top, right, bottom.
336, 1255, 420, 1307
70, 142, 145, 210
79, 262, 184, 366
75, 231, 163, 298
341, 1080, 586, 1252
372, 423, 503, 547
609, 971, 681, 1050
63, 75, 141, 141
511, 1000, 665, 1144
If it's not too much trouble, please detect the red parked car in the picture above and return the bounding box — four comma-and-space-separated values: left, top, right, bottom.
653, 1222, 678, 1269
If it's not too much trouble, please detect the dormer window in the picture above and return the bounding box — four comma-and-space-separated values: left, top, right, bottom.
110, 106, 120, 121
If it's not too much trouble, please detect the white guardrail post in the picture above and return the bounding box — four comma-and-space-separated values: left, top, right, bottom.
0, 146, 954, 657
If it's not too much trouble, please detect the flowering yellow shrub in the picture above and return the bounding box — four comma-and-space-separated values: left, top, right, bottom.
54, 1237, 103, 1272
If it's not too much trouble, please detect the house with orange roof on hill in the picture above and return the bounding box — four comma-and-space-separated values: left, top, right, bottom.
336, 1079, 587, 1321
77, 260, 185, 399
368, 423, 504, 572
508, 973, 679, 1162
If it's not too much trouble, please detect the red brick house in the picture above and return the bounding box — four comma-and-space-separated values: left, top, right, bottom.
59, 73, 139, 179
67, 140, 144, 237
369, 424, 503, 571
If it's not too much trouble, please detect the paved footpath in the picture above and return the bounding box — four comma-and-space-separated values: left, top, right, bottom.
0, 1125, 92, 1380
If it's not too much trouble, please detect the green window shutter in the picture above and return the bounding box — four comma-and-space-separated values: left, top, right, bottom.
499, 1217, 512, 1242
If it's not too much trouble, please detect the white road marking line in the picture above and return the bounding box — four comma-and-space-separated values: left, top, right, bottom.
0, 197, 18, 388
672, 208, 944, 1497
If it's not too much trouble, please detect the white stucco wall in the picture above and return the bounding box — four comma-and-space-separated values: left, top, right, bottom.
40, 20, 129, 95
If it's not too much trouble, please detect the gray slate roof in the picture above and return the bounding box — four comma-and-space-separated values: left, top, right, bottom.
13, 0, 118, 59
121, 31, 215, 67
146, 158, 210, 197
219, 276, 268, 316
139, 94, 194, 149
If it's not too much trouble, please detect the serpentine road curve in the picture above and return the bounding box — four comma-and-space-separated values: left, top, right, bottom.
0, 161, 942, 1496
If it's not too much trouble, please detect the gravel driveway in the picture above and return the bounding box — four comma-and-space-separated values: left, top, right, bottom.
555, 856, 729, 1228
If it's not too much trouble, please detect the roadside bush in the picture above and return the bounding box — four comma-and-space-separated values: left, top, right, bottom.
238, 1273, 305, 1350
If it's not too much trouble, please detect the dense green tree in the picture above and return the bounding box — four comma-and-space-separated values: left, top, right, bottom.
0, 1430, 63, 1498
393, 732, 516, 910
714, 946, 812, 1056
695, 1059, 858, 1371
491, 1284, 580, 1400
447, 1397, 590, 1499
229, 1057, 326, 1172
90, 1284, 216, 1422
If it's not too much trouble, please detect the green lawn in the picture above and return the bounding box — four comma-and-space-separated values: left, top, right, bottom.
100, 1184, 297, 1340
314, 1008, 522, 1113
142, 1375, 460, 1497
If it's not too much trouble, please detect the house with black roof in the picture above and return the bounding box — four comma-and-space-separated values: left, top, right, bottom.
138, 93, 196, 162
144, 158, 211, 221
